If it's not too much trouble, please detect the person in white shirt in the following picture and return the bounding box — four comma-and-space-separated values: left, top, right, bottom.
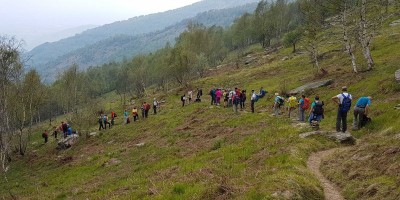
188, 90, 193, 104
153, 98, 159, 114
332, 86, 352, 133
250, 90, 257, 113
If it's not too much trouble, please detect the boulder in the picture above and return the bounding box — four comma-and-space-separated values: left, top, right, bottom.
289, 79, 333, 95
395, 69, 400, 83
299, 131, 321, 138
327, 132, 356, 144
89, 132, 98, 137
389, 19, 400, 27
56, 134, 79, 150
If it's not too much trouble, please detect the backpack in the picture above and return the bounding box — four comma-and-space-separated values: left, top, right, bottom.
340, 94, 352, 113
302, 98, 310, 110
313, 102, 324, 115
278, 97, 284, 106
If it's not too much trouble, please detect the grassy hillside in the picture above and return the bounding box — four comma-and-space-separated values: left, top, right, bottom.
1, 18, 400, 200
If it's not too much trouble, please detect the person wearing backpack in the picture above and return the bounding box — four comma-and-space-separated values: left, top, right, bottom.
287, 93, 297, 118
332, 86, 352, 133
209, 89, 216, 105
123, 109, 129, 124
132, 107, 139, 122
181, 95, 186, 107
298, 95, 310, 122
250, 90, 257, 113
233, 93, 240, 113
153, 98, 159, 114
144, 102, 151, 118
42, 130, 49, 143
240, 90, 246, 110
309, 96, 324, 124
353, 96, 372, 130
274, 93, 285, 116
111, 111, 116, 126
98, 116, 104, 130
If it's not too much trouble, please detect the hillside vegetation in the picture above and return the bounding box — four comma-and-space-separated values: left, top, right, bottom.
2, 14, 400, 199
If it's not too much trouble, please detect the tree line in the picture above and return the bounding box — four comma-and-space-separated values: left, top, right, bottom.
1, 0, 398, 178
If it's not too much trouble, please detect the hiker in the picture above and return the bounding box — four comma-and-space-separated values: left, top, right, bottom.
209, 88, 216, 105
233, 92, 240, 113
181, 94, 186, 107
42, 130, 49, 143
215, 89, 222, 105
52, 126, 58, 139
98, 115, 105, 130
124, 109, 129, 124
288, 93, 297, 118
62, 122, 68, 138
144, 102, 151, 118
188, 90, 193, 104
353, 96, 372, 130
228, 90, 235, 107
273, 93, 285, 116
153, 98, 159, 114
67, 125, 73, 136
250, 90, 257, 113
298, 95, 310, 122
104, 114, 111, 129
332, 86, 352, 133
240, 90, 246, 109
132, 106, 139, 121
309, 96, 324, 124
141, 103, 146, 119
223, 89, 228, 107
259, 87, 267, 98
196, 88, 203, 102
111, 111, 117, 126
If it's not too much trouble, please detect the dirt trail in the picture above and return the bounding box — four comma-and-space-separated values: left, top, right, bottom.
307, 149, 345, 200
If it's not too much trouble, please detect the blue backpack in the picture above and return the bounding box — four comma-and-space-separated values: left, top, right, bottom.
340, 94, 352, 113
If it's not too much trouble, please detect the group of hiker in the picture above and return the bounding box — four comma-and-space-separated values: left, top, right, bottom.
273, 86, 372, 132
97, 99, 161, 131
42, 121, 76, 143
181, 88, 203, 106
203, 87, 267, 113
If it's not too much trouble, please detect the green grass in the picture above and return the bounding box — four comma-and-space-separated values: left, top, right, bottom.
1, 18, 400, 200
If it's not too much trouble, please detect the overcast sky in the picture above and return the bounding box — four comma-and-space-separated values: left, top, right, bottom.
0, 0, 201, 49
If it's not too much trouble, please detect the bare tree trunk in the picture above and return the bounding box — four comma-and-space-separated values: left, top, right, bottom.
342, 2, 358, 73
359, 0, 374, 71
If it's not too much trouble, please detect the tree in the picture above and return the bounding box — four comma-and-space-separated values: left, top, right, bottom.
284, 30, 302, 53
0, 36, 24, 182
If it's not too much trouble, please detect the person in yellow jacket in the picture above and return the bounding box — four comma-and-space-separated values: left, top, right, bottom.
287, 93, 297, 118
132, 107, 139, 122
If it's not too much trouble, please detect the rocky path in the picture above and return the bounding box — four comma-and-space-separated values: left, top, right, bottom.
307, 149, 345, 200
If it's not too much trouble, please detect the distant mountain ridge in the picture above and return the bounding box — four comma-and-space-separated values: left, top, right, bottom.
28, 0, 260, 81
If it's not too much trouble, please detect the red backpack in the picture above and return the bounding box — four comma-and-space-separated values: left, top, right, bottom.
302, 98, 310, 110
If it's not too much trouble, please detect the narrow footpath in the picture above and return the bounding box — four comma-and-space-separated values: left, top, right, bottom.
307, 149, 345, 200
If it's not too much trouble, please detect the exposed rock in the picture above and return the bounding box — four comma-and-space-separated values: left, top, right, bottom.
327, 132, 356, 144
135, 142, 145, 147
105, 158, 121, 167
89, 132, 97, 137
289, 79, 334, 95
300, 131, 321, 138
245, 57, 257, 65
395, 134, 400, 139
389, 19, 400, 27
56, 135, 79, 150
395, 69, 400, 83
281, 56, 289, 61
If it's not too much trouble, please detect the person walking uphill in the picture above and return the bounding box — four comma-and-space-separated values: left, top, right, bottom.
250, 90, 257, 113
42, 130, 49, 143
98, 115, 105, 130
153, 98, 159, 114
332, 86, 352, 133
288, 93, 297, 118
181, 94, 187, 107
353, 96, 372, 130
274, 93, 285, 116
298, 95, 310, 122
209, 88, 216, 105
